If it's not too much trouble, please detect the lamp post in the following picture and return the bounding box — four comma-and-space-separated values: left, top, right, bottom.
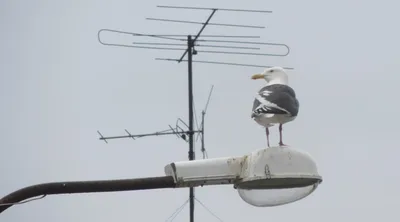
0, 146, 322, 215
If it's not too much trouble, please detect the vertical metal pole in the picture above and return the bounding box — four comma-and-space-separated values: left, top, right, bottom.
187, 35, 195, 222
201, 111, 205, 159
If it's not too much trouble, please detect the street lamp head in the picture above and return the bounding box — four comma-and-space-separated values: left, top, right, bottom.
233, 146, 322, 207
164, 146, 322, 207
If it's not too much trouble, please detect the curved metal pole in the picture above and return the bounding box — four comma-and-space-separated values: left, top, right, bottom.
0, 176, 176, 214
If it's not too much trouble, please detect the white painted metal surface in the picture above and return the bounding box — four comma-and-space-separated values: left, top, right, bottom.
164, 156, 244, 187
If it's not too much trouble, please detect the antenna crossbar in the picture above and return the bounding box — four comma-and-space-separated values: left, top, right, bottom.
195, 49, 289, 56
155, 58, 295, 70
131, 42, 260, 50
156, 5, 273, 13
146, 18, 265, 29
154, 34, 261, 38
99, 29, 261, 39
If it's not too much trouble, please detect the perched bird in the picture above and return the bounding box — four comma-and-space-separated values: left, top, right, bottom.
250, 66, 299, 147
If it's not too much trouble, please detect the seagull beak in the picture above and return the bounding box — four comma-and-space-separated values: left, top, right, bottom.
251, 74, 264, 80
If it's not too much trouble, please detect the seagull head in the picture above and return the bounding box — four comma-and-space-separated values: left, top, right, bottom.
251, 66, 289, 85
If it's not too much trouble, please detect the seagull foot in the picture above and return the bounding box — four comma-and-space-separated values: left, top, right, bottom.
279, 142, 288, 147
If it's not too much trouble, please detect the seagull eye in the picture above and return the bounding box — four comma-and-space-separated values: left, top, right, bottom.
270, 70, 274, 73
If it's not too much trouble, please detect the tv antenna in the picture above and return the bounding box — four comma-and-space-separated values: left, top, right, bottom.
97, 5, 292, 222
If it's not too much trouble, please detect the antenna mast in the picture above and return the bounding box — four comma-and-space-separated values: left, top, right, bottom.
97, 5, 291, 222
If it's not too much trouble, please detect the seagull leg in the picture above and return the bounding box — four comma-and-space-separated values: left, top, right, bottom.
278, 124, 287, 146
265, 127, 270, 148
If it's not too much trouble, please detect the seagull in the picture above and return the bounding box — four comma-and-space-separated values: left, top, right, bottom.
250, 66, 299, 147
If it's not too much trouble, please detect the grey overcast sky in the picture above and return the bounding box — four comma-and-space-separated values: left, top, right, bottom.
1, 0, 400, 221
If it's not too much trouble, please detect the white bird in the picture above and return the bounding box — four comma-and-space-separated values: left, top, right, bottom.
250, 66, 299, 147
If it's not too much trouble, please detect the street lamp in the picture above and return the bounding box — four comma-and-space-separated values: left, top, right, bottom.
0, 146, 322, 214
165, 146, 322, 207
